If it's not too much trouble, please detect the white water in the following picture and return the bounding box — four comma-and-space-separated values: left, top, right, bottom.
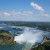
0, 24, 50, 50
14, 27, 45, 50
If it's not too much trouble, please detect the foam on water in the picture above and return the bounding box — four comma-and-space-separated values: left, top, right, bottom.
0, 24, 50, 50
14, 27, 45, 50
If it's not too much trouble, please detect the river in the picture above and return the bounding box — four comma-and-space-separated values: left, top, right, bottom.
0, 24, 50, 50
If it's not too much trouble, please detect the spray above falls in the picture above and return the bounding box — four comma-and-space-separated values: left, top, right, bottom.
14, 26, 47, 49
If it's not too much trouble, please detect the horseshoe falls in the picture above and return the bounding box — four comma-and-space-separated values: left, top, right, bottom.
0, 22, 50, 50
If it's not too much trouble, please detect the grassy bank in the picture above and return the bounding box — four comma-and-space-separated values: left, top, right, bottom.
0, 30, 16, 45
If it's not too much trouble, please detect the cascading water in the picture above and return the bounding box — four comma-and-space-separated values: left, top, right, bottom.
0, 24, 50, 50
14, 27, 46, 50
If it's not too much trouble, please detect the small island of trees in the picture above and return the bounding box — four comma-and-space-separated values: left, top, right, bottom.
0, 30, 15, 45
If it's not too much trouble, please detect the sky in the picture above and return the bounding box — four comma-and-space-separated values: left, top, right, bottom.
0, 0, 50, 22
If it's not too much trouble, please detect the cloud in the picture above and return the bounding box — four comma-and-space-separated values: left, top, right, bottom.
31, 2, 49, 17
0, 11, 33, 17
3, 12, 11, 16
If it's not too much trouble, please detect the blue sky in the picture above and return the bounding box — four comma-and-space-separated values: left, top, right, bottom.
0, 0, 50, 22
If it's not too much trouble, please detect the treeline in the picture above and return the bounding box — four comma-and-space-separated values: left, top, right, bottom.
1, 22, 50, 31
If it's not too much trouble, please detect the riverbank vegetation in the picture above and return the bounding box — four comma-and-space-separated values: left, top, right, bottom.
0, 30, 15, 45
32, 40, 50, 50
